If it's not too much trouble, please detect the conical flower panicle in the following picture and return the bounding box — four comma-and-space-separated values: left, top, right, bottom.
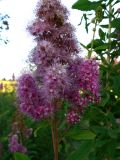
17, 74, 53, 120
66, 58, 100, 109
36, 0, 69, 25
17, 0, 100, 125
28, 0, 79, 72
17, 74, 41, 114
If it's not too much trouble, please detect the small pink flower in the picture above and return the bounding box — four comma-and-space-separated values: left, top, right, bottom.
9, 134, 27, 153
66, 109, 80, 125
117, 8, 120, 13
116, 118, 120, 124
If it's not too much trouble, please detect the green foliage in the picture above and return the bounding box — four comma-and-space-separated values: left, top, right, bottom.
70, 0, 120, 159
14, 152, 31, 160
66, 129, 96, 140
99, 28, 106, 41
0, 92, 16, 160
111, 18, 120, 30
67, 140, 95, 160
72, 0, 101, 11
0, 93, 54, 160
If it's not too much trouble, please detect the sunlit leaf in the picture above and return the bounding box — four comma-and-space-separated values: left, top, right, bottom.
72, 0, 101, 11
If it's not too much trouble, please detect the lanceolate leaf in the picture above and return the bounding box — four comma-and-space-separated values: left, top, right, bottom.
72, 0, 101, 11
94, 44, 108, 51
83, 13, 90, 33
100, 24, 109, 28
67, 129, 96, 140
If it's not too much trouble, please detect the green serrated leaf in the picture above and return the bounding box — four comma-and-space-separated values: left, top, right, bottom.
72, 0, 101, 11
14, 152, 31, 160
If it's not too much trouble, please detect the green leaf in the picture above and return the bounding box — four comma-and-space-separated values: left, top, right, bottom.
94, 44, 108, 51
100, 56, 108, 65
34, 121, 48, 137
63, 100, 70, 109
92, 126, 108, 135
95, 139, 108, 148
112, 75, 120, 96
107, 0, 115, 6
67, 130, 96, 140
83, 14, 90, 33
99, 28, 106, 40
100, 93, 110, 107
100, 24, 109, 28
14, 152, 31, 160
67, 140, 94, 160
108, 129, 117, 139
72, 0, 101, 11
80, 42, 89, 51
0, 110, 9, 119
111, 18, 120, 30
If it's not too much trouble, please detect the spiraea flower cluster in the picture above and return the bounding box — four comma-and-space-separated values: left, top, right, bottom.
17, 0, 100, 125
42, 63, 69, 101
66, 109, 80, 125
17, 74, 53, 120
8, 111, 32, 153
67, 58, 100, 106
9, 134, 27, 153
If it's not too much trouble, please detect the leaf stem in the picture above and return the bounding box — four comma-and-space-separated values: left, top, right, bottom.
88, 19, 97, 59
107, 3, 112, 63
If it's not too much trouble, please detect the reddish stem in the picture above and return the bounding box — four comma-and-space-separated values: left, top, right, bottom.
51, 117, 59, 160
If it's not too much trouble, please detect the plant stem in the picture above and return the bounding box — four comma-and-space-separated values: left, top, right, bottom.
105, 6, 113, 159
107, 3, 112, 63
105, 3, 112, 90
13, 153, 16, 160
51, 116, 59, 160
88, 19, 97, 59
